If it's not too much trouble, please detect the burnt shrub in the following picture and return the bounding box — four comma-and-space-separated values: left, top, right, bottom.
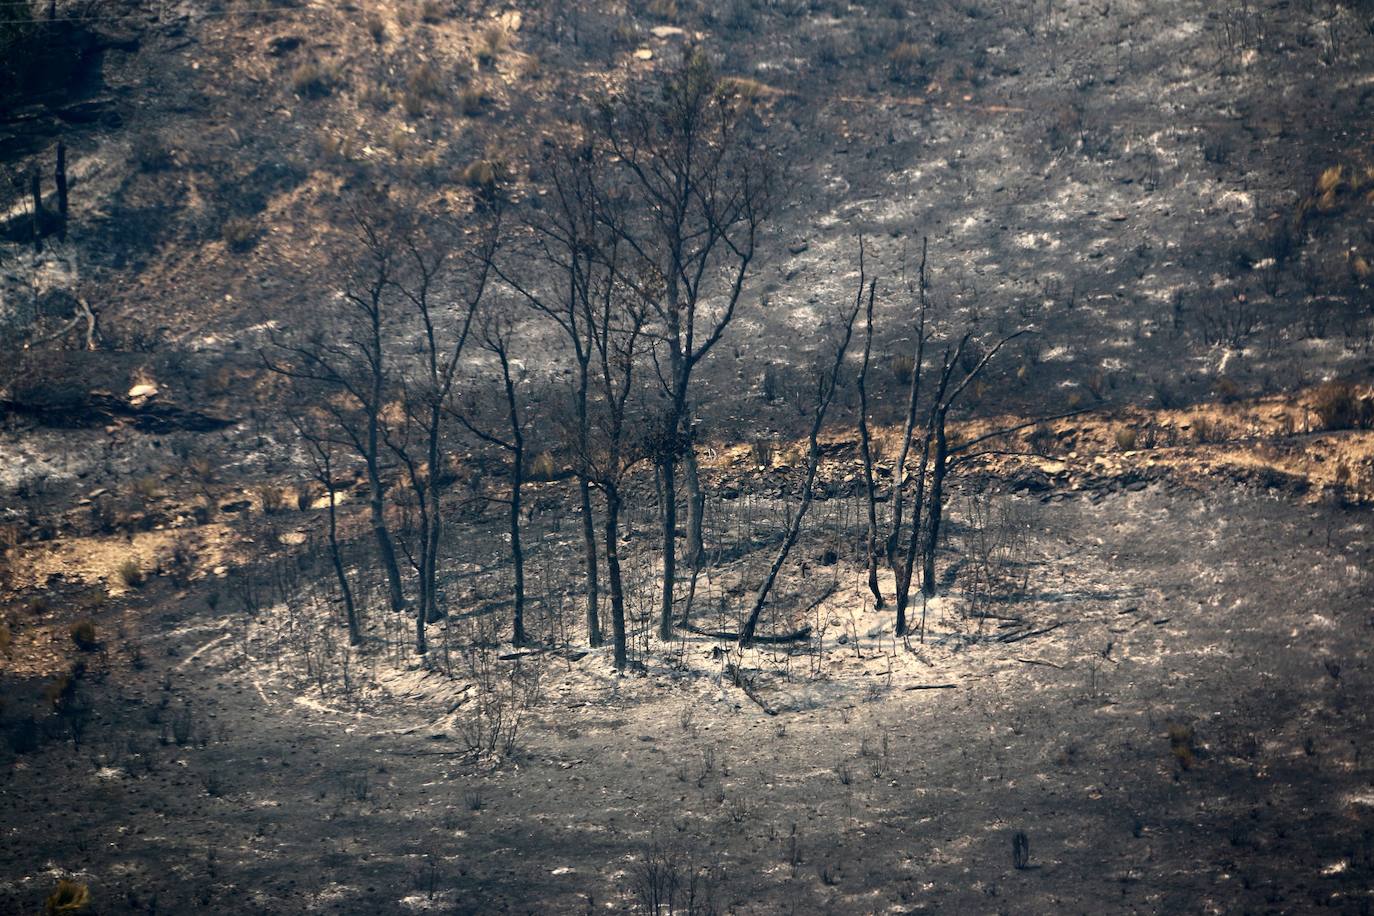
221, 217, 258, 253
1312, 381, 1372, 430
69, 619, 98, 651
290, 59, 337, 98
117, 559, 144, 589
44, 878, 89, 914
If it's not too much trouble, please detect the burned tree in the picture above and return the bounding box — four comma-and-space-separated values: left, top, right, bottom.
885, 239, 930, 576
264, 204, 410, 617
852, 238, 883, 609
582, 259, 653, 671
492, 137, 611, 648
290, 410, 361, 647
452, 306, 533, 648
595, 48, 774, 641
919, 330, 1028, 599
383, 209, 497, 653
739, 275, 863, 647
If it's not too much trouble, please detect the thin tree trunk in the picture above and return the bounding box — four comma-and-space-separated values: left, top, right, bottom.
604, 485, 628, 670
679, 432, 705, 627
424, 415, 443, 625
510, 457, 527, 645
366, 451, 406, 613
30, 172, 42, 253
658, 451, 677, 641
683, 428, 705, 573
579, 477, 600, 646
886, 240, 928, 568
55, 142, 67, 242
741, 291, 862, 646
325, 480, 361, 646
738, 448, 821, 646
575, 361, 600, 646
922, 410, 950, 598
894, 411, 934, 634
896, 348, 959, 626
855, 278, 882, 608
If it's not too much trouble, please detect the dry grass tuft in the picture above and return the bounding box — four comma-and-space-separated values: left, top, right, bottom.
1167, 723, 1196, 770
221, 217, 257, 253
69, 620, 98, 652
1312, 380, 1372, 431
461, 157, 507, 190
290, 60, 337, 98
888, 42, 926, 84
476, 26, 505, 66
117, 559, 144, 589
45, 879, 89, 914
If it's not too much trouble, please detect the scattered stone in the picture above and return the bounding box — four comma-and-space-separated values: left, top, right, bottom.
267, 36, 302, 56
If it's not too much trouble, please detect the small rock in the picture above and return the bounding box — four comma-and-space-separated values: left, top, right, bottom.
788, 241, 810, 255
267, 35, 302, 56
634, 48, 653, 60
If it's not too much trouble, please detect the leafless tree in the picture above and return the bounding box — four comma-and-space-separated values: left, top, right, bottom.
886, 239, 930, 575
583, 249, 653, 670
739, 285, 863, 647
453, 307, 532, 647
492, 137, 610, 648
594, 48, 774, 641
383, 209, 498, 654
852, 238, 883, 609
919, 330, 1029, 601
290, 410, 361, 646
263, 204, 409, 617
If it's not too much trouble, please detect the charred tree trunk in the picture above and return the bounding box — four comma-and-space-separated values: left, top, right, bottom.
604, 484, 628, 670
366, 428, 406, 614
30, 171, 42, 252
894, 335, 962, 632
886, 240, 928, 569
683, 424, 705, 585
55, 142, 68, 241
922, 410, 950, 598
855, 272, 882, 609
894, 398, 938, 633
575, 357, 600, 646
740, 289, 862, 646
579, 476, 600, 646
323, 465, 361, 647
495, 346, 529, 646
657, 448, 678, 641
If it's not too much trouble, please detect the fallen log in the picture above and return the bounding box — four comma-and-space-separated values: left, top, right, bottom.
680, 622, 813, 644
996, 622, 1063, 644
1013, 657, 1064, 669
724, 664, 778, 716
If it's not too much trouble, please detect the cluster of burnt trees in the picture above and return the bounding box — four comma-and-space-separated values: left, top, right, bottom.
265, 50, 1039, 670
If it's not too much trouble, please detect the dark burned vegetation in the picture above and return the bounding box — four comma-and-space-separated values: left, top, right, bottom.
2, 0, 1374, 912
